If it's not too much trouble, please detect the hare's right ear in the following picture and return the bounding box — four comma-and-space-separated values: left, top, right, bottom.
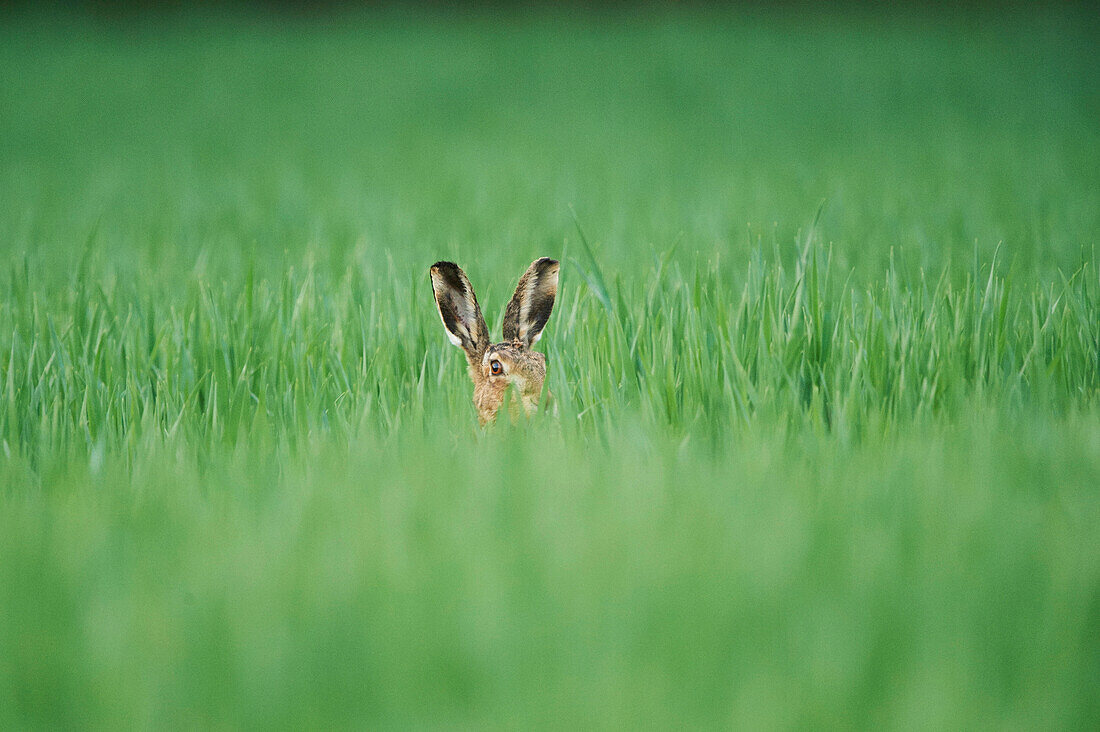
430, 261, 491, 364
502, 257, 560, 348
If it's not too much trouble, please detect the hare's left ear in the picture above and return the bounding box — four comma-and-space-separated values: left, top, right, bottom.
430, 261, 491, 366
502, 257, 559, 348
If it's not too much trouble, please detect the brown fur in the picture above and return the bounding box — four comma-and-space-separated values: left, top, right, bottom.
430, 259, 559, 425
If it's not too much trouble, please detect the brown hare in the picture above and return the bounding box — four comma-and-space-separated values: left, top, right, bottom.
429, 257, 559, 424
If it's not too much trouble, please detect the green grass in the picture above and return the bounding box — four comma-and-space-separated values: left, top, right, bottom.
1, 6, 1099, 728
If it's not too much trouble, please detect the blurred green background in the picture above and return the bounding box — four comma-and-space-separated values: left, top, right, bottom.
4, 5, 1097, 283
1, 4, 1098, 728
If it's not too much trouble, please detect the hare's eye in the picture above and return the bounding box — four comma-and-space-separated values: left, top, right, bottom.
490, 360, 503, 376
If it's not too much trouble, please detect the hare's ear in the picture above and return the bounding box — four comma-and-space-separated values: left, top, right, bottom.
502, 257, 559, 348
430, 261, 491, 364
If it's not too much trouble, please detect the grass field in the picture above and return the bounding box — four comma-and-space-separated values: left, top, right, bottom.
2, 5, 1099, 727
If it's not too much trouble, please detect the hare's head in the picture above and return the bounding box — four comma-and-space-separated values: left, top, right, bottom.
430, 257, 559, 424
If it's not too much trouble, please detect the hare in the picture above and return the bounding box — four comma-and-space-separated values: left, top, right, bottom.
429, 257, 560, 424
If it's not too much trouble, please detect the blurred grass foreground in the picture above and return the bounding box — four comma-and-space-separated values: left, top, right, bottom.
1, 3, 1099, 728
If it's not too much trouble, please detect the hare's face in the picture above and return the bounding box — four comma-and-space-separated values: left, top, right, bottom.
469, 341, 548, 424
483, 341, 546, 397
430, 258, 559, 425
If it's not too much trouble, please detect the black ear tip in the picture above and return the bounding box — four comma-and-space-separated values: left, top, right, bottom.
430, 261, 471, 293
